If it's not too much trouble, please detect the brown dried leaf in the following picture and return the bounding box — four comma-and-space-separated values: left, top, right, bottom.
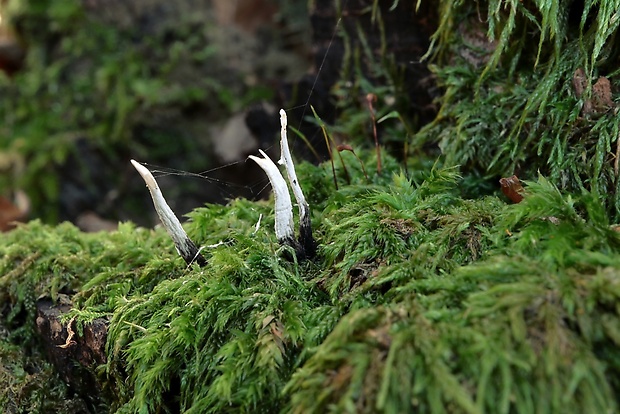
573, 68, 615, 116
261, 315, 275, 328
0, 191, 29, 231
572, 68, 587, 98
592, 76, 613, 109
499, 175, 524, 203
457, 19, 498, 67
270, 320, 285, 341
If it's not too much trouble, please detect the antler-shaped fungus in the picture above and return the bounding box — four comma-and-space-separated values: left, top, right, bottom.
249, 109, 315, 260
131, 160, 207, 267
247, 150, 297, 248
277, 109, 316, 258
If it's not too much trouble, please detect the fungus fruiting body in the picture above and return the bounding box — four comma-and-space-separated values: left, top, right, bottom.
130, 160, 207, 267
249, 109, 315, 260
278, 109, 316, 258
132, 109, 314, 263
247, 150, 297, 247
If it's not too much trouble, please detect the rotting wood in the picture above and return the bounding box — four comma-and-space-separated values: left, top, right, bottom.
35, 298, 107, 408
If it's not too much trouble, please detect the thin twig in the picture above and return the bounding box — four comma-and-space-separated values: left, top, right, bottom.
310, 106, 339, 190
57, 316, 76, 349
615, 131, 620, 178
366, 93, 382, 174
337, 144, 369, 181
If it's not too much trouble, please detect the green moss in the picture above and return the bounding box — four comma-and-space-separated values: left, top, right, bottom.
282, 168, 620, 414
3, 0, 620, 413
416, 0, 620, 218
2, 154, 620, 412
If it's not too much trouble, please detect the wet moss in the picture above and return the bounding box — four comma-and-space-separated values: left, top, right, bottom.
415, 0, 620, 219
2, 154, 620, 412
3, 0, 620, 413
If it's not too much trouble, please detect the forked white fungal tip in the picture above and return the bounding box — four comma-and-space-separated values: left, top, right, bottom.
277, 109, 309, 214
248, 150, 295, 242
278, 110, 287, 166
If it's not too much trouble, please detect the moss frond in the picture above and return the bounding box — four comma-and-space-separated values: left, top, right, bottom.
418, 0, 620, 219
4, 2, 620, 412
3, 156, 620, 412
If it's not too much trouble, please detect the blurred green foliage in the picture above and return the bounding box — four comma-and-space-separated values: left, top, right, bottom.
0, 0, 278, 222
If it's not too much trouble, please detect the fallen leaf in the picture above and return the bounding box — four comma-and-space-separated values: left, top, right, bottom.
572, 68, 587, 98
573, 68, 615, 116
261, 315, 275, 329
592, 76, 614, 110
499, 175, 524, 203
0, 190, 29, 231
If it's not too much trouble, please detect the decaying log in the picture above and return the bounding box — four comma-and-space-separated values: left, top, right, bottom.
35, 297, 107, 407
